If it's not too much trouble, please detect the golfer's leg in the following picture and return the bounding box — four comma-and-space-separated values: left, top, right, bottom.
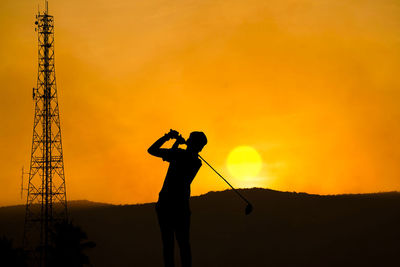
176, 213, 191, 267
160, 227, 175, 267
156, 207, 175, 267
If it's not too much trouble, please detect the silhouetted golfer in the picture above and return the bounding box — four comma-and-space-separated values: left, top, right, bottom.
148, 129, 207, 267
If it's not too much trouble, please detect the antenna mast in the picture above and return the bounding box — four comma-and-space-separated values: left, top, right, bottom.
23, 2, 68, 266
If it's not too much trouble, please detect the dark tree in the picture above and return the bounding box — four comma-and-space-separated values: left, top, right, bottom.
48, 221, 96, 267
0, 236, 26, 267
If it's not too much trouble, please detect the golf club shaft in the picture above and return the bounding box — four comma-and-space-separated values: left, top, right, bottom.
198, 154, 252, 205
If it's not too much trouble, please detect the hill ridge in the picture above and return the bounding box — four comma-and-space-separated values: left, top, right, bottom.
2, 188, 399, 209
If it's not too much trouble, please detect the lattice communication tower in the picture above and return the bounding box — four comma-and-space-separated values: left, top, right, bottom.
23, 1, 68, 265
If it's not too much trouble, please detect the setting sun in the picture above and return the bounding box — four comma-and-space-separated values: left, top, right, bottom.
227, 146, 263, 181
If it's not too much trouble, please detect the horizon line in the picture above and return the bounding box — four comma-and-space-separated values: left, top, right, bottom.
1, 187, 399, 208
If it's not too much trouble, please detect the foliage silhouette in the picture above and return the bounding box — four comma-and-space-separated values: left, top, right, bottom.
0, 235, 26, 267
48, 221, 96, 267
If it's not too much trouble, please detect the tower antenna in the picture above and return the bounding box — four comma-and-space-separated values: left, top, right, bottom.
23, 3, 68, 266
20, 167, 29, 199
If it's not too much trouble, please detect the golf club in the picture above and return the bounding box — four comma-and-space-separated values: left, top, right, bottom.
198, 154, 253, 215
169, 130, 253, 215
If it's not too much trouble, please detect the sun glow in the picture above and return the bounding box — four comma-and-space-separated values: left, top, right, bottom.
227, 146, 263, 182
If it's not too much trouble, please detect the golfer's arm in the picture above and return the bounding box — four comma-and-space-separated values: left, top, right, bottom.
171, 139, 181, 149
148, 134, 170, 157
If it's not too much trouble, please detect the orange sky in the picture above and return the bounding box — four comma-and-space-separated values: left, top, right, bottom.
0, 0, 400, 206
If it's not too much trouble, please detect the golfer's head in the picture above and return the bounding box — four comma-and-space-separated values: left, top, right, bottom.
186, 131, 207, 153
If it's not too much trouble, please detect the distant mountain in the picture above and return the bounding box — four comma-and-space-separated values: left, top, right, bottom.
1, 188, 399, 267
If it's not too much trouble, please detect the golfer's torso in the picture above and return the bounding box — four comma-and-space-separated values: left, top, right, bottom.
158, 150, 201, 207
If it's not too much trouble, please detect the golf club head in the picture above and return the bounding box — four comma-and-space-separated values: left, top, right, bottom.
245, 203, 253, 215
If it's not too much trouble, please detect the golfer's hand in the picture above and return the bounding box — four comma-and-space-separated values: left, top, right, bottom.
166, 129, 185, 144
166, 129, 180, 139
